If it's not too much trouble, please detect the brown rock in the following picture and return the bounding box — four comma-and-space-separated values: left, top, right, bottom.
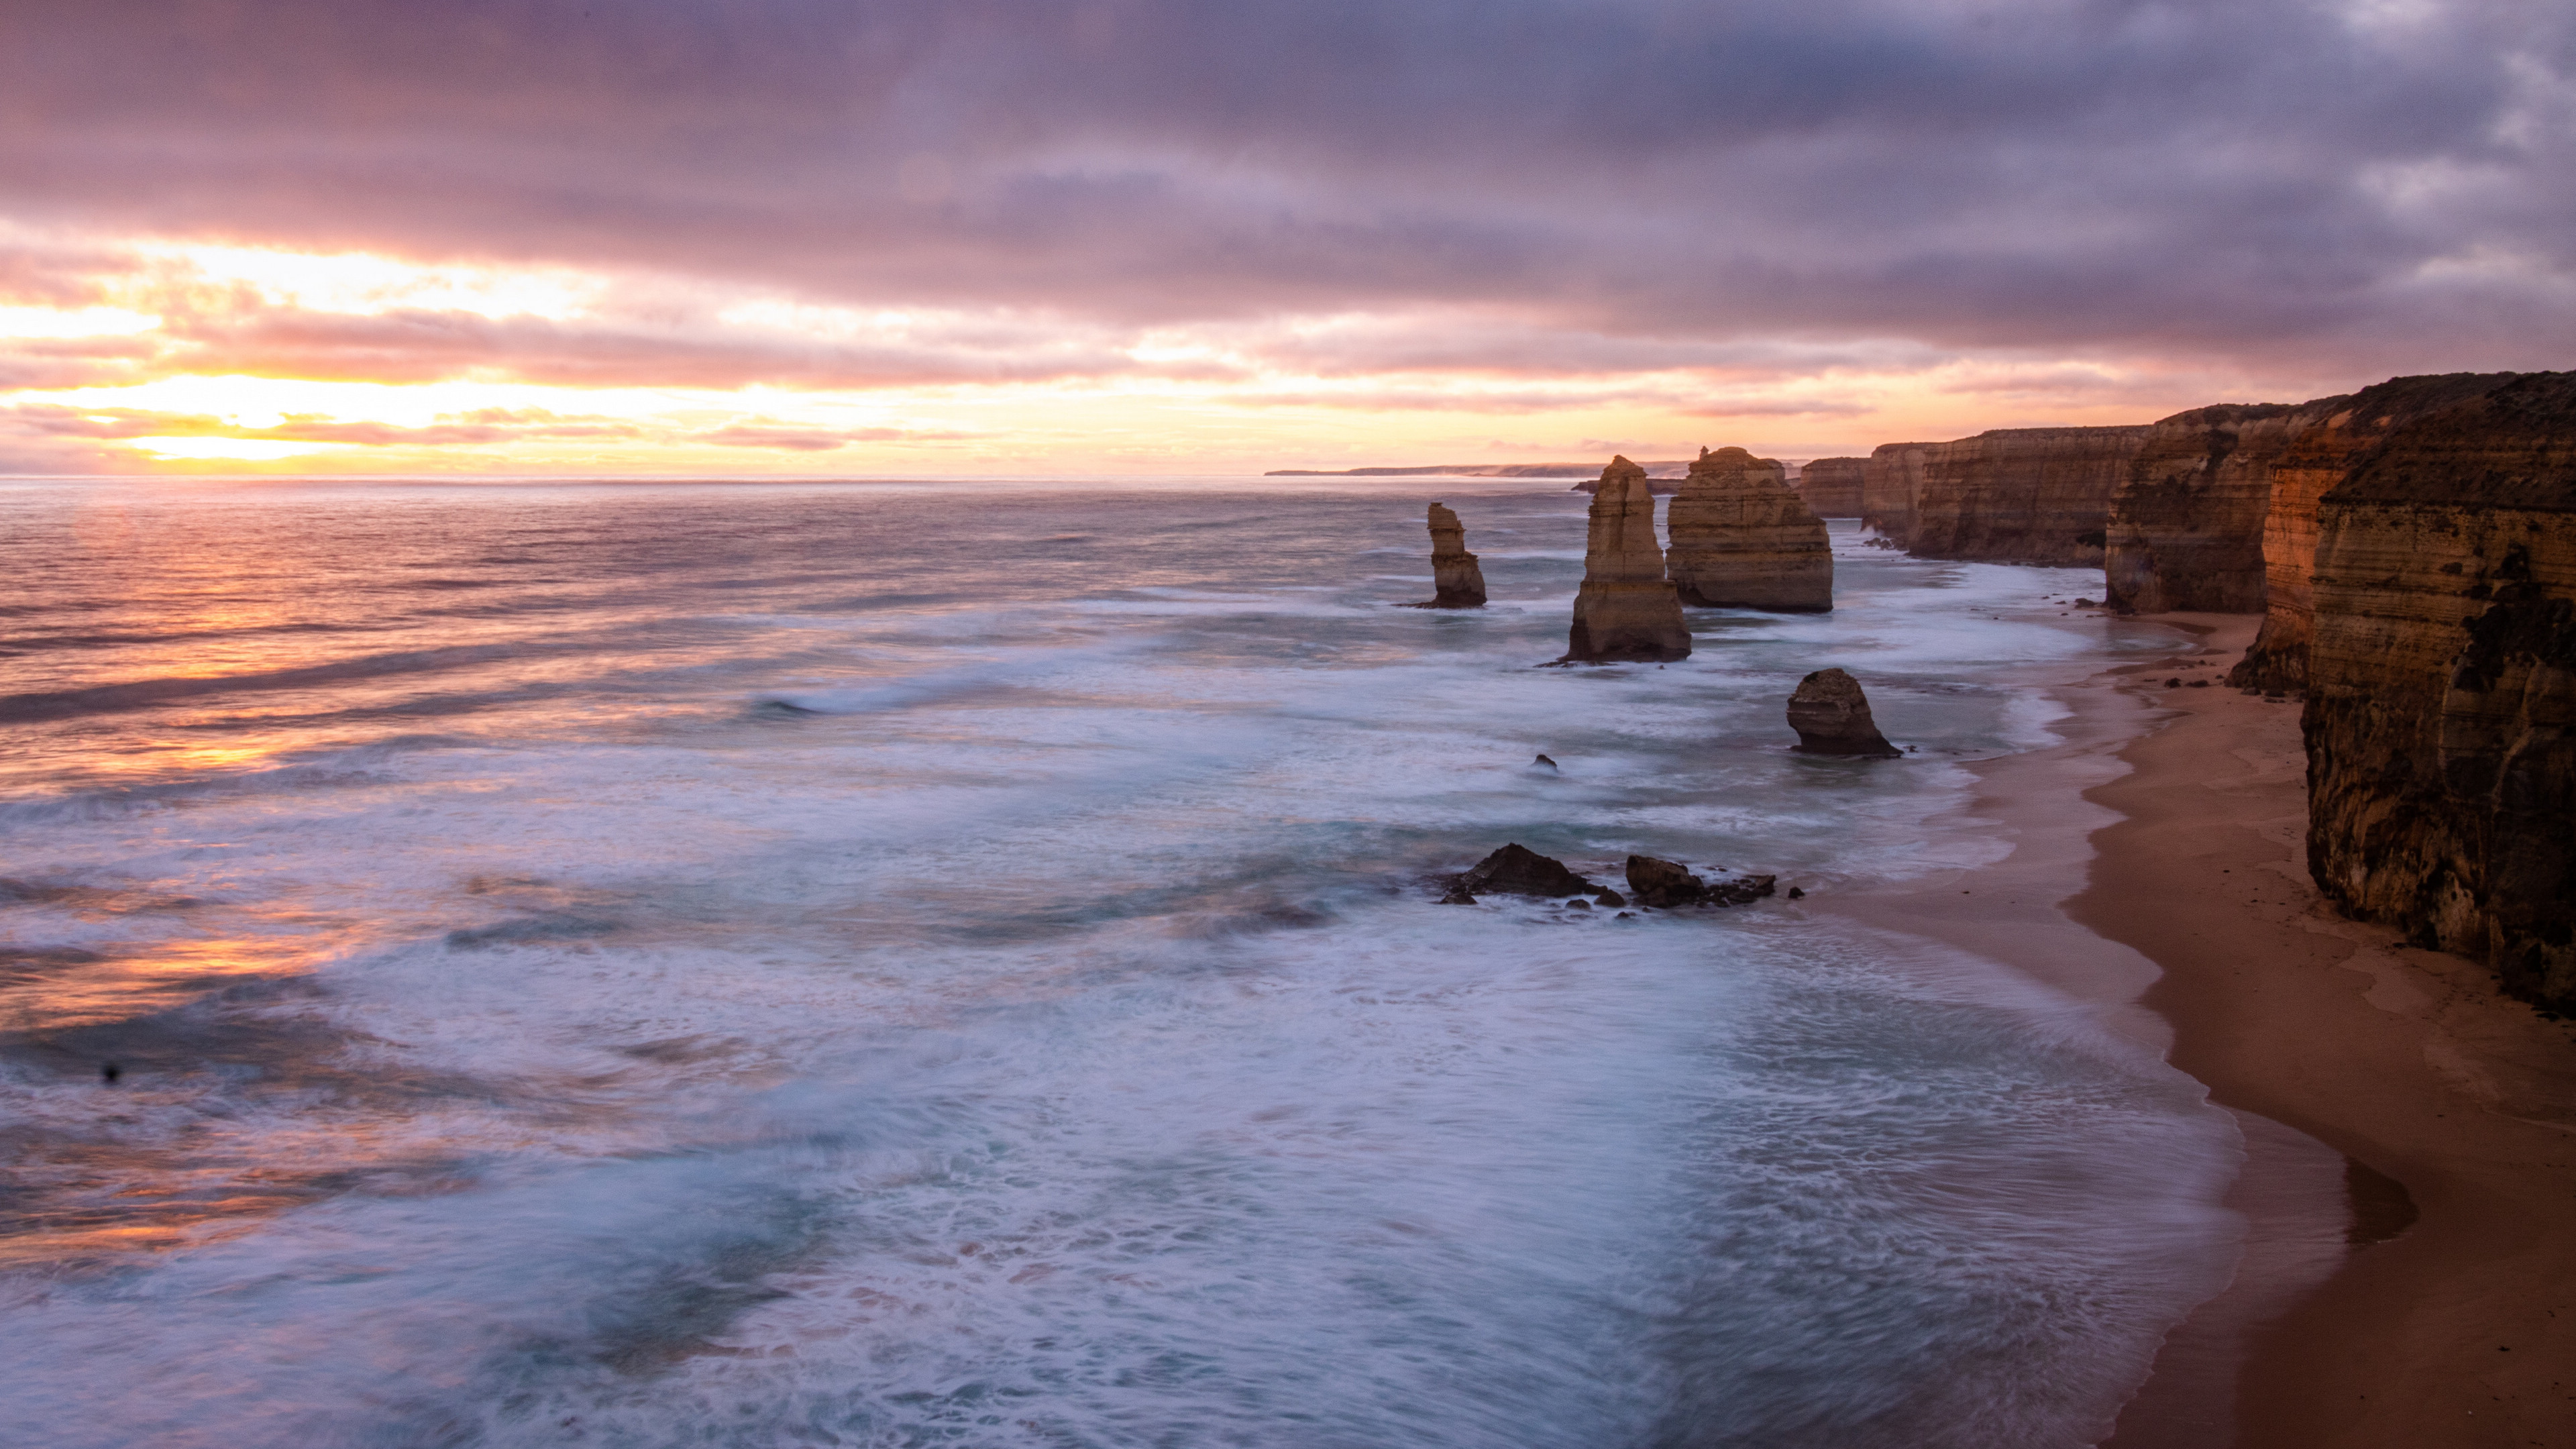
2229, 372, 2524, 690
1860, 441, 1937, 545
1796, 458, 1868, 517
1786, 667, 1901, 757
2104, 402, 2341, 615
1907, 426, 2152, 565
1624, 854, 1705, 907
1414, 501, 1487, 608
1664, 447, 1832, 612
2302, 371, 2576, 1009
1456, 843, 1599, 898
1565, 458, 1691, 662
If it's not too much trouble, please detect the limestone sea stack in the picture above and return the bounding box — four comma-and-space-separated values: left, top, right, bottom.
1860, 442, 1936, 545
2301, 371, 2575, 1008
1796, 458, 1867, 517
1786, 668, 1900, 757
1416, 502, 1487, 607
1565, 458, 1691, 662
1664, 447, 1831, 612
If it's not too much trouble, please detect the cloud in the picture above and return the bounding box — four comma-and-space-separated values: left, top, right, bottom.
0, 0, 2568, 427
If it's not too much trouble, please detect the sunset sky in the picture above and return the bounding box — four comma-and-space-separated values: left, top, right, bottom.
5, 0, 2570, 476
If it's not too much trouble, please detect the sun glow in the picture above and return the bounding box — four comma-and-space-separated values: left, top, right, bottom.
127, 437, 329, 461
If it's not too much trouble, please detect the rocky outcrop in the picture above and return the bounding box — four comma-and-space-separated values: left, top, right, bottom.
2103, 402, 2339, 615
1860, 442, 1935, 545
1664, 447, 1832, 612
2231, 373, 2526, 690
1625, 855, 1779, 908
1446, 844, 1603, 902
1796, 458, 1867, 517
1906, 426, 2151, 565
1566, 458, 1691, 662
1786, 668, 1900, 756
2302, 372, 2576, 1009
1414, 502, 1487, 608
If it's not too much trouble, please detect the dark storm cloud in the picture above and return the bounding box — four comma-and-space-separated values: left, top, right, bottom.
3, 0, 2571, 370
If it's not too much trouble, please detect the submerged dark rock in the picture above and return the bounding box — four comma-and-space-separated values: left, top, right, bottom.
1533, 753, 1559, 771
1456, 843, 1599, 898
1786, 668, 1902, 757
1625, 855, 1706, 908
1438, 881, 1478, 905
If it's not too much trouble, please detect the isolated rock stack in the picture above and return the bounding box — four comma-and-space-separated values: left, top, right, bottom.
1566, 458, 1691, 661
1415, 502, 1487, 607
1786, 668, 1901, 757
1664, 446, 1833, 612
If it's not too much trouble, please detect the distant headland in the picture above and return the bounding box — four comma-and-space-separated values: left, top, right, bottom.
1265, 462, 1690, 478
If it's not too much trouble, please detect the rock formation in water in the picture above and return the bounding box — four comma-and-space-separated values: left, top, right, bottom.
1786, 668, 1901, 757
1625, 855, 1778, 908
2102, 402, 2341, 615
1452, 843, 1600, 899
1664, 447, 1833, 612
1565, 458, 1692, 662
2229, 373, 2526, 690
2301, 371, 2575, 1009
1796, 458, 1867, 517
1413, 502, 1487, 608
1907, 426, 2153, 565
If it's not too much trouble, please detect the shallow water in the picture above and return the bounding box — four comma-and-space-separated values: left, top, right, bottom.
0, 477, 2236, 1447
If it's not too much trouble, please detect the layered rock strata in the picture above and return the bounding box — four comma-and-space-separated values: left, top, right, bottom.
1906, 426, 2151, 565
2103, 402, 2337, 615
1796, 457, 1867, 517
1565, 458, 1691, 662
1415, 502, 1487, 607
2231, 372, 2525, 690
1786, 668, 1900, 756
1860, 442, 1935, 544
1664, 447, 1832, 612
2302, 371, 2576, 1008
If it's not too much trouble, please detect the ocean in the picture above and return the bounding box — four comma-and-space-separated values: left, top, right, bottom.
0, 476, 2241, 1447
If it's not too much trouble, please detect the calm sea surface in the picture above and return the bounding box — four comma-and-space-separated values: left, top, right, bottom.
0, 477, 2237, 1447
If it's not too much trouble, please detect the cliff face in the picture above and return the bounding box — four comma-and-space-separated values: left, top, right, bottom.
2231, 372, 2524, 690
1796, 458, 1866, 517
1566, 457, 1691, 661
1418, 502, 1487, 607
2303, 372, 2576, 1008
1906, 426, 2151, 565
1664, 447, 1832, 612
2104, 402, 2337, 615
1860, 442, 1933, 544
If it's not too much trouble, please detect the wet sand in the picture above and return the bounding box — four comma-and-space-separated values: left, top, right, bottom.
1823, 613, 2576, 1446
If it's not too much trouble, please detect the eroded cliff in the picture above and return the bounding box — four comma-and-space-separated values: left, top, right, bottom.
1860, 442, 1933, 545
1796, 458, 1866, 517
2104, 402, 2334, 615
1664, 447, 1831, 612
2304, 372, 2576, 1008
2231, 372, 2524, 690
1907, 426, 2151, 565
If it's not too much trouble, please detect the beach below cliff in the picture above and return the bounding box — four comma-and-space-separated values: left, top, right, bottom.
1829, 614, 2576, 1446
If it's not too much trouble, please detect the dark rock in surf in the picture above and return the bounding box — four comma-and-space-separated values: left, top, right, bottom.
1439, 881, 1479, 905
1625, 855, 1707, 908
1593, 887, 1626, 907
1786, 668, 1902, 757
1457, 843, 1599, 898
1534, 753, 1559, 771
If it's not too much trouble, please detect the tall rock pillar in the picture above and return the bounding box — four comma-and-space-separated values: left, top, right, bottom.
1415, 502, 1487, 607
1566, 458, 1691, 661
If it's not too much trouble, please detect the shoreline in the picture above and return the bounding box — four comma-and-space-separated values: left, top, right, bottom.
1820, 612, 2576, 1445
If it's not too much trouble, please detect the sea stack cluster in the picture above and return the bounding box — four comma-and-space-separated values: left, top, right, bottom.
1566, 457, 1691, 661
1664, 447, 1832, 612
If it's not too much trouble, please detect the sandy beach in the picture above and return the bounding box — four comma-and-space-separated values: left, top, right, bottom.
1827, 614, 2576, 1447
